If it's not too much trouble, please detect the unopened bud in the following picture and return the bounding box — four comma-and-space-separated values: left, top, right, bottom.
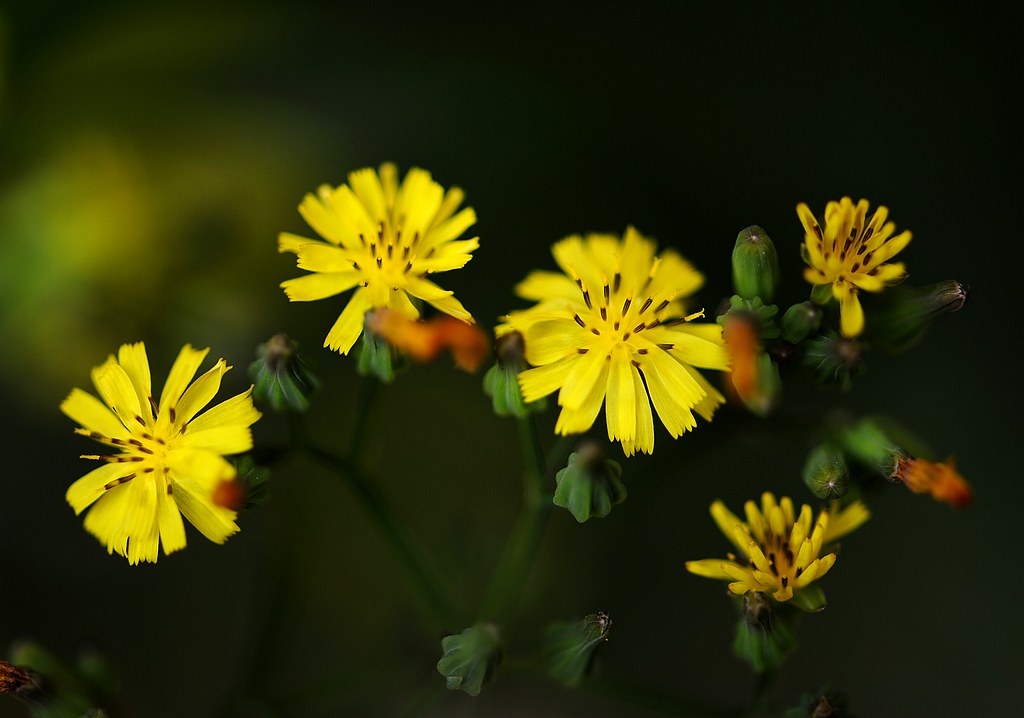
802, 445, 848, 499
733, 591, 797, 672
250, 333, 321, 411
357, 315, 404, 383
483, 332, 547, 418
782, 302, 822, 344
732, 225, 781, 302
553, 442, 627, 522
437, 623, 503, 697
839, 418, 906, 477
543, 612, 612, 687
869, 280, 968, 352
803, 332, 865, 390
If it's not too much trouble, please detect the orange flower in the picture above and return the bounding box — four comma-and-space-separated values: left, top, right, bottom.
893, 456, 973, 508
368, 308, 489, 372
722, 313, 759, 399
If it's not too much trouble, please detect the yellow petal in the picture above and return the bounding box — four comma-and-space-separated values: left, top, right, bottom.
117, 343, 153, 422
158, 476, 187, 555
430, 185, 465, 228
641, 360, 697, 437
177, 425, 253, 455
92, 360, 143, 429
420, 207, 476, 253
514, 271, 582, 303
554, 360, 609, 435
558, 346, 608, 410
710, 500, 750, 555
159, 345, 210, 413
825, 500, 870, 542
518, 356, 576, 402
405, 277, 473, 323
278, 232, 317, 254
838, 283, 864, 338
347, 166, 388, 222
186, 388, 261, 435
522, 319, 587, 365
83, 484, 132, 556
171, 477, 239, 544
630, 364, 655, 455
685, 559, 738, 580
174, 359, 228, 428
66, 462, 128, 515
325, 288, 371, 354
295, 243, 359, 273
167, 448, 236, 491
281, 272, 362, 302
606, 350, 636, 445
61, 388, 130, 441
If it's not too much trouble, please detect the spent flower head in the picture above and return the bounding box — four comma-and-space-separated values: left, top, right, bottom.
279, 163, 478, 354
61, 343, 261, 564
686, 492, 869, 604
798, 197, 911, 338
498, 226, 729, 456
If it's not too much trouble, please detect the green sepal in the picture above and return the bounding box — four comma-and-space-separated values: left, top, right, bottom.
356, 326, 402, 383
810, 283, 833, 306
732, 594, 798, 672
249, 334, 321, 412
782, 301, 823, 344
802, 444, 848, 499
231, 454, 272, 510
789, 584, 827, 613
437, 623, 503, 697
838, 418, 906, 477
718, 296, 781, 339
553, 447, 626, 522
482, 362, 547, 418
542, 613, 612, 687
803, 331, 866, 391
732, 225, 781, 302
866, 280, 967, 353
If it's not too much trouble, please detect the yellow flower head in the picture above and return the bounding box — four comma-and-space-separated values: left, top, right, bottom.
798, 197, 911, 338
686, 493, 869, 602
279, 163, 478, 354
61, 343, 261, 564
498, 227, 730, 456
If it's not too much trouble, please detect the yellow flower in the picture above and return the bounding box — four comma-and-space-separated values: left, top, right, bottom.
498, 227, 729, 456
61, 343, 261, 564
279, 163, 478, 354
798, 197, 911, 338
686, 493, 869, 602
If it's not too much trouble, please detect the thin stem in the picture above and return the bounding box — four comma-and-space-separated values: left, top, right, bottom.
477, 416, 552, 623
290, 414, 456, 627
349, 374, 380, 461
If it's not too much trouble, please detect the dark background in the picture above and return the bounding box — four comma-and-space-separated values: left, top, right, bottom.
1, 2, 1019, 716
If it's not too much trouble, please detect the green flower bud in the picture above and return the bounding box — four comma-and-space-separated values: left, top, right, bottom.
782, 301, 823, 344
227, 455, 272, 510
436, 623, 503, 697
802, 445, 848, 499
356, 318, 406, 383
868, 280, 968, 352
249, 333, 321, 412
803, 332, 865, 390
553, 443, 627, 522
718, 296, 781, 339
733, 592, 797, 672
483, 332, 547, 418
543, 612, 612, 687
838, 418, 906, 477
732, 225, 781, 302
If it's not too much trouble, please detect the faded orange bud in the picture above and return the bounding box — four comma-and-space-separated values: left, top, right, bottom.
722, 313, 759, 399
368, 309, 489, 372
0, 659, 32, 694
212, 479, 247, 511
893, 456, 973, 508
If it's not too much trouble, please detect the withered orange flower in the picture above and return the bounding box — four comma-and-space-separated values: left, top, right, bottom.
893, 456, 973, 508
368, 308, 490, 372
722, 313, 759, 400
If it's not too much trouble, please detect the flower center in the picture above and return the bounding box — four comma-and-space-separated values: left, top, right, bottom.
356, 219, 423, 291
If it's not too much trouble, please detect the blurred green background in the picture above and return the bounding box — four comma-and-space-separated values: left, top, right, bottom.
1, 2, 1019, 716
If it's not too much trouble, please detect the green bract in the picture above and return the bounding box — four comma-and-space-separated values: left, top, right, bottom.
553, 445, 626, 523
436, 623, 502, 697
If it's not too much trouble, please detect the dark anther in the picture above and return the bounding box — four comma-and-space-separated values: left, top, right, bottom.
578, 348, 589, 354
583, 289, 592, 309
639, 297, 653, 314
637, 348, 647, 354
622, 298, 632, 315
574, 314, 586, 328
613, 272, 621, 294
600, 307, 607, 321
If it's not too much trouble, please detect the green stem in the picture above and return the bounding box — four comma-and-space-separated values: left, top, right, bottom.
349, 374, 380, 460
477, 416, 552, 623
290, 415, 456, 627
